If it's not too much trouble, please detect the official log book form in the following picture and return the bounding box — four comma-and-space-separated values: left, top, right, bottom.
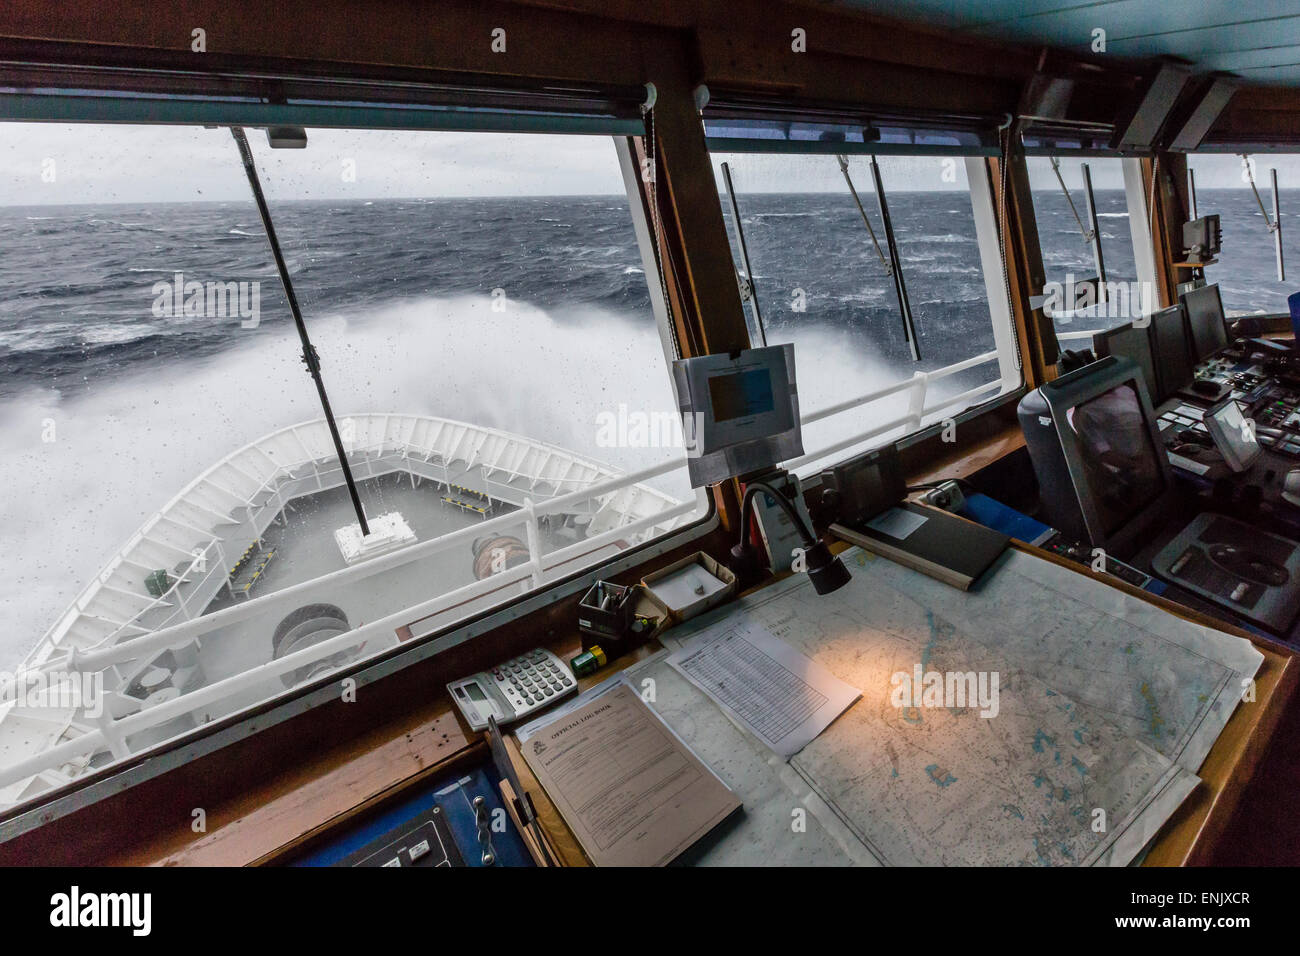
520, 546, 1262, 867
516, 683, 741, 867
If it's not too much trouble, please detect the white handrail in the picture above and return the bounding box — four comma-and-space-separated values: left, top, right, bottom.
788, 373, 1004, 471
29, 414, 655, 633
802, 349, 999, 426
26, 413, 681, 667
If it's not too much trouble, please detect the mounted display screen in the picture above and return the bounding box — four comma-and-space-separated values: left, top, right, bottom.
1065, 382, 1167, 537
708, 367, 776, 422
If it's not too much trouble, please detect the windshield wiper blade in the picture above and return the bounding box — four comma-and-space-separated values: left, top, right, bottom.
230, 125, 371, 536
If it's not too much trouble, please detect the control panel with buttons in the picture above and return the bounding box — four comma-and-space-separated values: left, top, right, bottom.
447, 648, 578, 731
1038, 531, 1154, 589
339, 809, 463, 868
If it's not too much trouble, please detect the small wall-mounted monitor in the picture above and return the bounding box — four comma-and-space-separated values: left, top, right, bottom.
1180, 283, 1229, 360
1017, 356, 1174, 551
819, 443, 906, 527
707, 366, 776, 422
1092, 322, 1159, 406
1150, 304, 1195, 402
672, 344, 803, 487
677, 347, 793, 453
1181, 214, 1221, 262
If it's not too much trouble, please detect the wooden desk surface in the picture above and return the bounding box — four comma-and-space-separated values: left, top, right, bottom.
909, 420, 1026, 488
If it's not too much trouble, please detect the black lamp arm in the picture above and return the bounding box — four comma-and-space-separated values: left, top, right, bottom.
737, 479, 818, 551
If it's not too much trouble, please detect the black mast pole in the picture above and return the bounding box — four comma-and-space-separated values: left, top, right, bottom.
230, 126, 370, 535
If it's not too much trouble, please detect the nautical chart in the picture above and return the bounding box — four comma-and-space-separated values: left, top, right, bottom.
847, 548, 1264, 772
659, 546, 1262, 866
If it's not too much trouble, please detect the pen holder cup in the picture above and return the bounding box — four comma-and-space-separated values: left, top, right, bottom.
578, 581, 636, 645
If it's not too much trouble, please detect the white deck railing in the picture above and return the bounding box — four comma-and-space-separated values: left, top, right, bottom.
0, 349, 1013, 802
24, 413, 682, 669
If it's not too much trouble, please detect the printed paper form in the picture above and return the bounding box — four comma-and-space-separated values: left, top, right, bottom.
517, 683, 740, 867
668, 619, 861, 760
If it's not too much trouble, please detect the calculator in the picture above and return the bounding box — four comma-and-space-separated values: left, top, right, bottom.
447, 648, 578, 731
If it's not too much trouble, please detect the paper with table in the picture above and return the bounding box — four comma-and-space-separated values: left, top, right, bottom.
667, 621, 860, 759
515, 682, 741, 867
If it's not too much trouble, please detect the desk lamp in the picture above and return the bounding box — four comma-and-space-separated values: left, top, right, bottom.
730, 473, 850, 596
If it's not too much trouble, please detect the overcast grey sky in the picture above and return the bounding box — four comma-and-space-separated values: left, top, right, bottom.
1029, 154, 1300, 192
0, 125, 631, 204
3, 123, 1300, 205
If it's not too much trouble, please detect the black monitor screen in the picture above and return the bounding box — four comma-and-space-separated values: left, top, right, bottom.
708, 367, 775, 422
1093, 324, 1158, 404
1151, 305, 1194, 400
1181, 284, 1228, 360
1065, 382, 1166, 537
822, 444, 906, 526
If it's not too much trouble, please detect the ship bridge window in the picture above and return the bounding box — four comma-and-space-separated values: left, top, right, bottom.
709, 151, 1022, 475
1025, 157, 1144, 338
1185, 153, 1300, 316
0, 120, 706, 812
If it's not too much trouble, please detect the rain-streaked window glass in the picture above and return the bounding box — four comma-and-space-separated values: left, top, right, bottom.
1186, 153, 1300, 316
1027, 157, 1141, 334
711, 152, 1020, 473
0, 122, 703, 809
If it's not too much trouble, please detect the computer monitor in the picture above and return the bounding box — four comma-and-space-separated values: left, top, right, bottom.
1150, 304, 1195, 402
1017, 356, 1174, 551
676, 346, 793, 452
1092, 323, 1159, 405
1180, 283, 1229, 360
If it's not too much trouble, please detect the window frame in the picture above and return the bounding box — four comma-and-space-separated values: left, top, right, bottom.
706, 147, 1025, 477
1183, 151, 1298, 318
0, 107, 717, 834
1022, 153, 1158, 339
